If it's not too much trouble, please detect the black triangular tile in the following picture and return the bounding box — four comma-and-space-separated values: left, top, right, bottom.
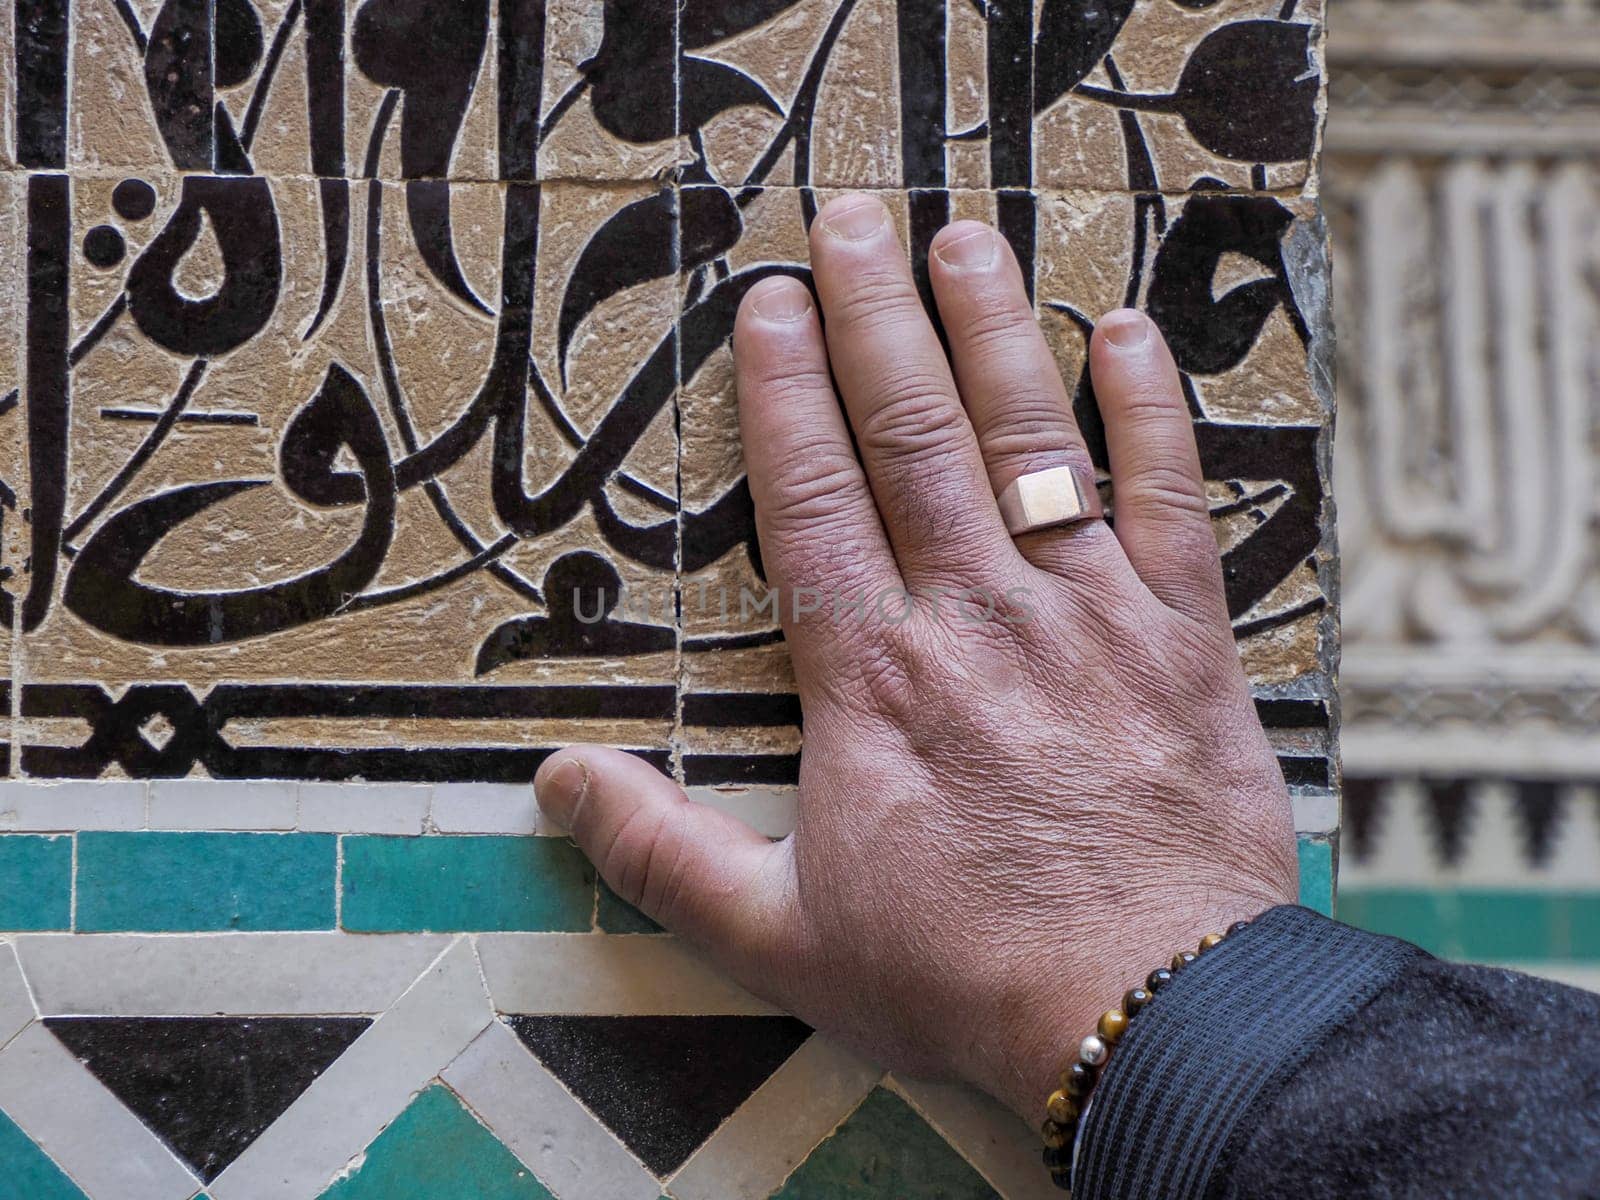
45, 1016, 370, 1182
506, 1014, 811, 1176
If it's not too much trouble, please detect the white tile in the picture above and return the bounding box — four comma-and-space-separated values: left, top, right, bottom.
685, 787, 797, 838
0, 782, 145, 831
431, 783, 549, 835
443, 1019, 660, 1200
479, 935, 782, 1016
669, 1035, 881, 1200
297, 783, 432, 834
0, 1022, 200, 1200
210, 937, 493, 1199
147, 780, 297, 831
1292, 789, 1337, 834
15, 932, 451, 1016
889, 1076, 1059, 1200
0, 942, 37, 1051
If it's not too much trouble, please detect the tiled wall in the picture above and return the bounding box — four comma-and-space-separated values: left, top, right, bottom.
0, 0, 1335, 1196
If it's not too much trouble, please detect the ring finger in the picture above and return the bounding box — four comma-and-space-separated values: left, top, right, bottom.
927, 220, 1115, 576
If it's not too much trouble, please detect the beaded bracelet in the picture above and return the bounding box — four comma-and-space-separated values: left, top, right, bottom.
1041, 918, 1252, 1192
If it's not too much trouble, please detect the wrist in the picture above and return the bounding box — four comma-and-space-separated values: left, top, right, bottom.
978, 887, 1287, 1123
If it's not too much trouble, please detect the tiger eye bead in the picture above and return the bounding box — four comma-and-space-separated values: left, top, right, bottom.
1062, 1060, 1097, 1098
1199, 932, 1225, 953
1123, 986, 1152, 1016
1097, 1008, 1129, 1044
1146, 967, 1174, 993
1228, 920, 1251, 936
1047, 1089, 1080, 1125
1041, 1118, 1073, 1150
1043, 1143, 1072, 1180
1171, 950, 1199, 972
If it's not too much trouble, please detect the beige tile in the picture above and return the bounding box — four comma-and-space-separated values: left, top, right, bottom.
16, 178, 684, 774
536, 0, 687, 183
1035, 0, 1325, 193
65, 1, 169, 171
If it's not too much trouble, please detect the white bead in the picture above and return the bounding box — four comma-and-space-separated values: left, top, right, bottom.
1079, 1035, 1107, 1066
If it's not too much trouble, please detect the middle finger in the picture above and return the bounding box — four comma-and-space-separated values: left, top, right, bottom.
808, 193, 1013, 588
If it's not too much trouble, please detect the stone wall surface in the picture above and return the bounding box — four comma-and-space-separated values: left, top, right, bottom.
0, 1, 1335, 1196
1325, 0, 1600, 991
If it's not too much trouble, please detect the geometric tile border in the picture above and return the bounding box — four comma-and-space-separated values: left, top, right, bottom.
0, 833, 1340, 1200
0, 930, 1066, 1200
1, 780, 1339, 836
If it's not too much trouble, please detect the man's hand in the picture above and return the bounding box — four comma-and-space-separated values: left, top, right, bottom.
535, 192, 1297, 1121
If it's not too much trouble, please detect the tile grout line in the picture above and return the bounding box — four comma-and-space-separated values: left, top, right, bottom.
0, 937, 44, 1058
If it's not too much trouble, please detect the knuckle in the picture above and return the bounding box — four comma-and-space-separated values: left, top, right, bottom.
765, 449, 868, 524
748, 360, 834, 404
830, 272, 923, 332
846, 627, 922, 725
1125, 462, 1209, 519
1115, 386, 1188, 427
979, 413, 1086, 467
854, 377, 965, 465
958, 302, 1036, 359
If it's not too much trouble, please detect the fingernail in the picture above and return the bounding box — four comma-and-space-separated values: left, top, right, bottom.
1100, 309, 1151, 350
535, 756, 589, 830
933, 226, 996, 271
749, 278, 813, 323
821, 196, 887, 241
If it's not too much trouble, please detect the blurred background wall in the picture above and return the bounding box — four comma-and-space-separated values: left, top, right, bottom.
1325, 0, 1600, 987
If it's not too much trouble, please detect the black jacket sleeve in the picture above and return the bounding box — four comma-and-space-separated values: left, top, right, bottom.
1073, 904, 1600, 1199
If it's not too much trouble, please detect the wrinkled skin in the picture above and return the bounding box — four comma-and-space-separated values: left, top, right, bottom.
535, 194, 1297, 1121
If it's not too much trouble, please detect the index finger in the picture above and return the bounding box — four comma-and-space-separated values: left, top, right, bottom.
733, 273, 903, 654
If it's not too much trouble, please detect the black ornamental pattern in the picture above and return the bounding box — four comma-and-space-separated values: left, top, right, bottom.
0, 0, 1333, 783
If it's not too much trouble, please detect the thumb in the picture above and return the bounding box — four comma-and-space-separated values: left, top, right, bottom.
535, 745, 795, 965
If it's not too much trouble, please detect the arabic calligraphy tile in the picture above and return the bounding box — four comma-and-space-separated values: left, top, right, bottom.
536, 0, 688, 184
1033, 0, 1324, 194
5, 2, 1333, 783
1032, 187, 1330, 687
14, 174, 685, 778
64, 0, 170, 171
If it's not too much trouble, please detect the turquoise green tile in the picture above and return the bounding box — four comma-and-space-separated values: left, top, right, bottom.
769, 1088, 999, 1199
319, 1085, 552, 1200
596, 879, 663, 934
1339, 889, 1600, 962
76, 832, 335, 932
1296, 835, 1333, 917
0, 835, 72, 930
0, 1107, 89, 1199
341, 836, 593, 932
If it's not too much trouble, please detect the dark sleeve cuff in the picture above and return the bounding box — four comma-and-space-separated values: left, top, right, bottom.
1073, 905, 1425, 1200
